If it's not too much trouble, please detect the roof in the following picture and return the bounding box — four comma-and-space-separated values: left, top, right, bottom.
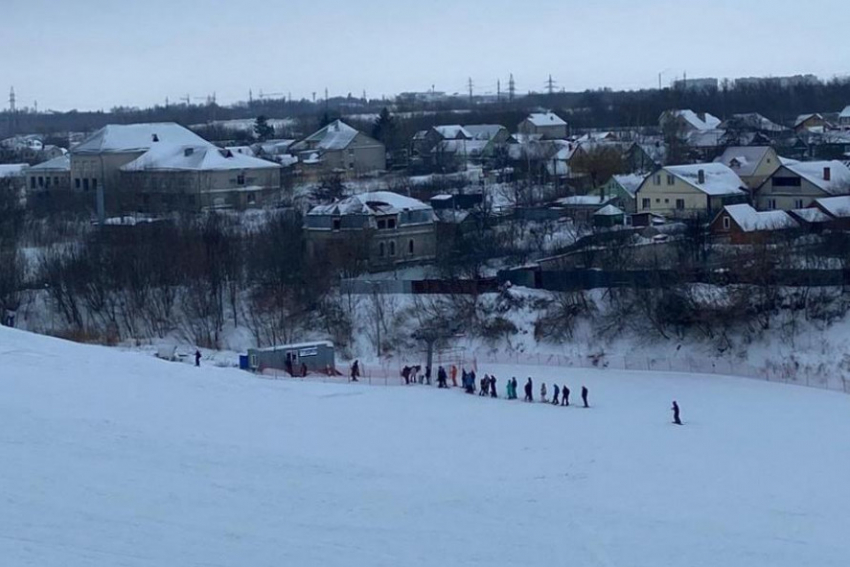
714, 146, 774, 177
556, 195, 610, 207
663, 163, 746, 196
814, 195, 850, 218
783, 160, 850, 194
0, 164, 28, 178
594, 204, 624, 216
794, 113, 823, 128
28, 155, 71, 172
252, 340, 334, 353
308, 191, 432, 216
121, 145, 281, 172
433, 125, 471, 139
463, 124, 505, 141
839, 106, 850, 119
525, 112, 567, 128
722, 204, 797, 232
720, 113, 785, 132
292, 120, 363, 152
790, 208, 832, 223
432, 139, 489, 156
611, 174, 647, 196
72, 123, 212, 154
687, 129, 725, 148
663, 110, 721, 131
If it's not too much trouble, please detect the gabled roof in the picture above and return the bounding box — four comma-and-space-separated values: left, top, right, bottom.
28, 155, 71, 172
794, 113, 824, 128
789, 208, 832, 224
308, 191, 432, 216
663, 163, 746, 196
663, 109, 721, 131
814, 195, 850, 218
525, 112, 567, 127
463, 124, 506, 141
292, 120, 366, 152
839, 106, 850, 119
433, 125, 471, 139
714, 146, 775, 177
783, 160, 850, 194
594, 204, 624, 216
720, 113, 785, 133
121, 144, 281, 172
72, 123, 211, 154
610, 173, 647, 196
721, 204, 797, 232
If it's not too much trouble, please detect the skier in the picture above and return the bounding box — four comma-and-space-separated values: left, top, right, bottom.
582, 386, 589, 408
552, 384, 560, 405
451, 365, 458, 387
672, 401, 682, 425
350, 360, 360, 382
490, 375, 498, 398
562, 385, 570, 406
540, 382, 548, 403
524, 378, 533, 402
511, 377, 518, 400
194, 350, 201, 367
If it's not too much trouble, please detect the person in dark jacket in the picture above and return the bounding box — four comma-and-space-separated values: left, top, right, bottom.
300, 362, 308, 377
490, 376, 498, 398
511, 377, 518, 400
350, 360, 360, 382
562, 385, 570, 406
524, 378, 533, 402
425, 365, 432, 386
194, 350, 201, 367
402, 365, 411, 385
672, 401, 682, 425
480, 375, 489, 396
552, 384, 560, 405
582, 386, 589, 408
437, 366, 447, 388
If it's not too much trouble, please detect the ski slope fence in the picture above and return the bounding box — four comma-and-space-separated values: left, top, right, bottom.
259, 351, 848, 394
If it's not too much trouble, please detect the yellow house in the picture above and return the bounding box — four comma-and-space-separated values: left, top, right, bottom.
714, 146, 780, 189
755, 160, 850, 211
635, 163, 747, 218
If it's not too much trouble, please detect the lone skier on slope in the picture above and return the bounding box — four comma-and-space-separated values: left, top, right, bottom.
672, 401, 682, 425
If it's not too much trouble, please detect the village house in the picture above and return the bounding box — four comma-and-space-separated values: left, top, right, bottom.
794, 113, 829, 133
659, 109, 721, 134
592, 173, 646, 214
304, 191, 436, 271
840, 106, 850, 129
119, 144, 282, 211
289, 120, 386, 177
635, 163, 747, 218
517, 112, 568, 140
26, 154, 71, 192
755, 160, 850, 211
709, 203, 798, 244
713, 146, 780, 190
811, 195, 850, 230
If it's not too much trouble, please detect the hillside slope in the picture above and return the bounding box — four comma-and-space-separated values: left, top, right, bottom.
1, 327, 849, 566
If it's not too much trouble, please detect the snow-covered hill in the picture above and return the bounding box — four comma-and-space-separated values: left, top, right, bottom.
2, 326, 849, 566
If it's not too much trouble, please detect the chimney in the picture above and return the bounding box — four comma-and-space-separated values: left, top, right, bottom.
698, 169, 705, 184
152, 134, 159, 142
824, 166, 831, 181
184, 147, 194, 157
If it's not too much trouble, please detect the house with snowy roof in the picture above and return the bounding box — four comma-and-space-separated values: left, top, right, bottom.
289, 120, 385, 177
755, 160, 850, 211
26, 154, 71, 192
517, 112, 567, 140
119, 144, 282, 211
624, 141, 667, 173
838, 106, 850, 129
634, 163, 747, 218
811, 195, 850, 230
709, 204, 798, 244
659, 110, 721, 134
592, 173, 647, 214
304, 191, 436, 271
713, 146, 780, 189
69, 122, 213, 204
794, 113, 829, 133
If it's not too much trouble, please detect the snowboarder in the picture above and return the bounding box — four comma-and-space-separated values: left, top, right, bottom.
451, 365, 458, 387
511, 377, 518, 400
582, 386, 589, 408
540, 383, 548, 403
350, 360, 360, 382
524, 378, 533, 402
194, 350, 201, 367
672, 401, 682, 425
562, 385, 570, 406
490, 376, 498, 398
552, 384, 560, 405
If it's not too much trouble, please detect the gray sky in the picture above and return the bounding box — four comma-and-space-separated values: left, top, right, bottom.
5, 0, 850, 112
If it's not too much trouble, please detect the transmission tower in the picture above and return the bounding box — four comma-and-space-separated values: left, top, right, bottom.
468, 77, 474, 105
546, 74, 557, 96
508, 74, 516, 102
9, 86, 16, 113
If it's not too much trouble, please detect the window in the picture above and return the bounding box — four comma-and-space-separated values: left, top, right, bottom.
794, 199, 804, 209
676, 199, 685, 210
377, 219, 387, 230
654, 175, 661, 185
53, 177, 59, 186
332, 218, 341, 231
45, 177, 50, 187
250, 354, 258, 368
408, 239, 415, 255
38, 176, 44, 188
723, 216, 730, 229
388, 218, 396, 229
379, 242, 385, 257
655, 198, 660, 203
768, 199, 777, 209
30, 177, 36, 189
75, 178, 81, 189
642, 198, 651, 210
664, 198, 669, 204
666, 174, 675, 185
92, 178, 98, 190
83, 178, 89, 191
236, 174, 245, 186
389, 241, 396, 257
772, 177, 801, 188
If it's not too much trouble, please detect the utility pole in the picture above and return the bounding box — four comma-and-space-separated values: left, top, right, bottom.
547, 74, 556, 96
497, 79, 501, 103
468, 77, 474, 105
312, 91, 317, 104
508, 73, 516, 102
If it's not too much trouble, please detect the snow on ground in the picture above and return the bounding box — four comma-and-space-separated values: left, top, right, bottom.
2, 326, 850, 566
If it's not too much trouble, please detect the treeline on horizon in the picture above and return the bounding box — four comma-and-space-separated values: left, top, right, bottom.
4, 77, 850, 142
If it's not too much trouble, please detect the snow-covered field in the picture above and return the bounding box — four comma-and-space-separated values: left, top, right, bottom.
2, 326, 849, 566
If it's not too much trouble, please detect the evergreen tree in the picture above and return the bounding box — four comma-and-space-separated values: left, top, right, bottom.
372, 107, 396, 145
253, 115, 274, 141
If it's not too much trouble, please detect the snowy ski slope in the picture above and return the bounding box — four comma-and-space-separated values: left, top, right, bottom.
1, 326, 849, 566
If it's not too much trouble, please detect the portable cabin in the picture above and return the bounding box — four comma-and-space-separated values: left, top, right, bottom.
247, 341, 336, 375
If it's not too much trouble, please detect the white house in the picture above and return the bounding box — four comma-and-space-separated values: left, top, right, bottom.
517, 112, 568, 139
635, 163, 747, 217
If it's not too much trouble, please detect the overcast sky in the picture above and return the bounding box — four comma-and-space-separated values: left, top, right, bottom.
5, 0, 850, 112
